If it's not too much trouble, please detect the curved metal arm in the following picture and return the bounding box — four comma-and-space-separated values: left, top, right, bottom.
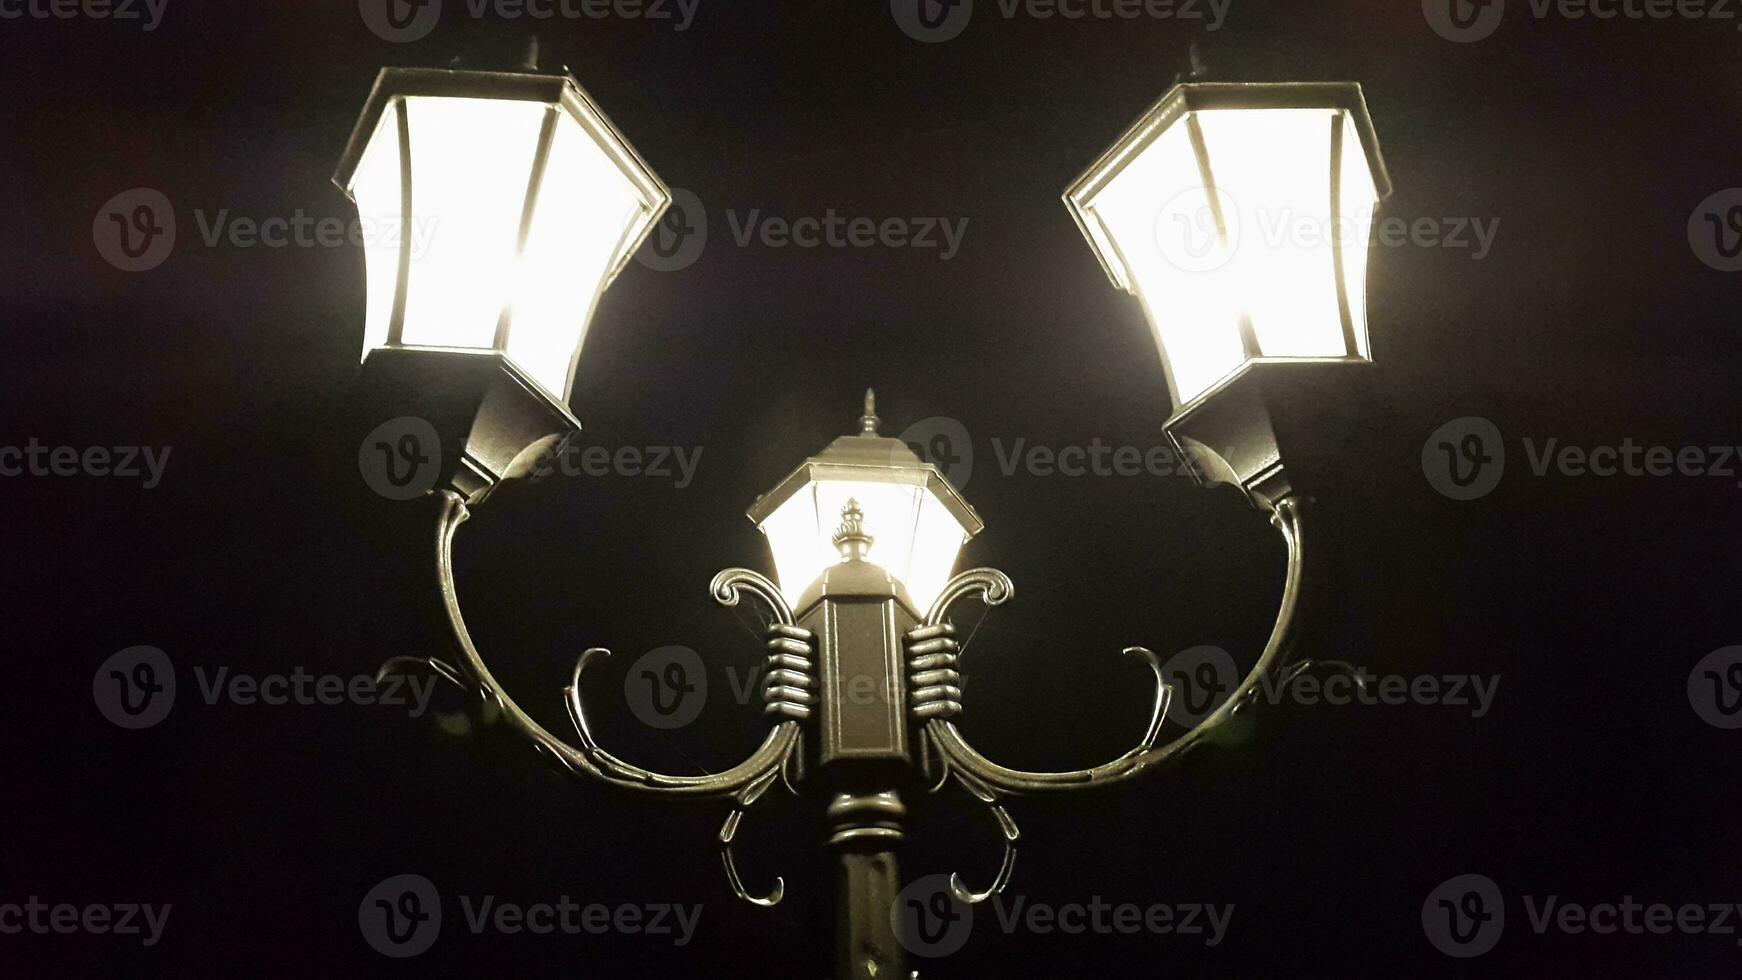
718, 769, 787, 907
922, 496, 1309, 795
943, 769, 1020, 905
421, 489, 802, 799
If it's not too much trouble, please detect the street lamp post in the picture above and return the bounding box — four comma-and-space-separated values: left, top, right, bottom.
337, 65, 1390, 977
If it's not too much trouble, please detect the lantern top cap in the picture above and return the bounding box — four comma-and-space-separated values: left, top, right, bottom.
1063, 81, 1393, 291
744, 393, 984, 537
330, 66, 671, 218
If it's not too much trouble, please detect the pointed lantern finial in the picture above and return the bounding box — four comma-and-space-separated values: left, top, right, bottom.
859, 388, 880, 436
832, 498, 874, 561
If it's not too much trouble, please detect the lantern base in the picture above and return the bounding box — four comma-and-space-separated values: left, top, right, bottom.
1164, 357, 1374, 512
352, 347, 580, 502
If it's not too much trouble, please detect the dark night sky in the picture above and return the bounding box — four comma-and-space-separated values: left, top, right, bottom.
4, 0, 1742, 975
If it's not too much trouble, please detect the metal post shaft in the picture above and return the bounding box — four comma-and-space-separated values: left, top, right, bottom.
827, 789, 907, 980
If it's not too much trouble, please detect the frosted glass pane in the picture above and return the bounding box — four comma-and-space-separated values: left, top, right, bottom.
1196, 108, 1344, 360
505, 111, 647, 397
400, 97, 546, 350
351, 110, 402, 359
1091, 119, 1246, 404
907, 492, 968, 615
758, 479, 967, 612
1336, 111, 1380, 359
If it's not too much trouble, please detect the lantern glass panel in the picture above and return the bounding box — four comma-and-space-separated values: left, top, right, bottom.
1067, 85, 1389, 410
757, 478, 970, 613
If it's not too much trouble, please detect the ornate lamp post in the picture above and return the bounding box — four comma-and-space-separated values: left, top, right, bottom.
339, 66, 1390, 978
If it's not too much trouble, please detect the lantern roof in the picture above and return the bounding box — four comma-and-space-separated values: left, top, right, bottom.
745, 391, 984, 538
1063, 81, 1392, 295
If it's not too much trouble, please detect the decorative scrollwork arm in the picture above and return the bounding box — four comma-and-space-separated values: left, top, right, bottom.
916, 497, 1309, 795
396, 492, 819, 907
419, 489, 805, 796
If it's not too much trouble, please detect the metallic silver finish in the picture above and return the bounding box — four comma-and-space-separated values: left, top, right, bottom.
763, 623, 819, 721
922, 497, 1305, 792
858, 388, 881, 436
744, 423, 983, 540
388, 411, 1318, 971
899, 497, 1309, 906
718, 769, 787, 907
389, 490, 818, 909
946, 769, 1020, 905
827, 791, 908, 980
1163, 357, 1371, 510
905, 623, 963, 721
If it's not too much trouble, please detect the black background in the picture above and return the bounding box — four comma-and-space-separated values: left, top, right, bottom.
5, 0, 1742, 975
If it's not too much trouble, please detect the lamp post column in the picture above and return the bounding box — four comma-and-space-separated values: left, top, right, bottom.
827, 789, 907, 979
793, 500, 921, 979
